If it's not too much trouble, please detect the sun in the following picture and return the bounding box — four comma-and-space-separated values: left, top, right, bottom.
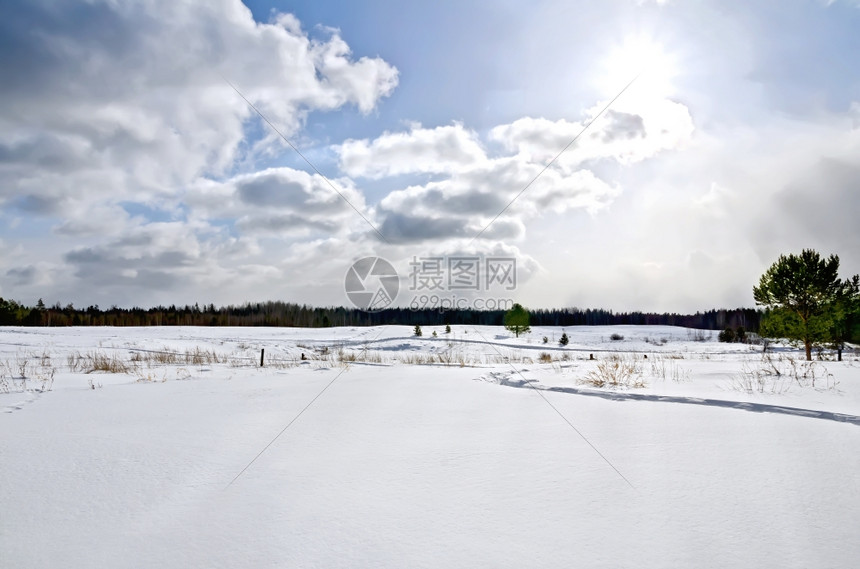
596, 35, 678, 99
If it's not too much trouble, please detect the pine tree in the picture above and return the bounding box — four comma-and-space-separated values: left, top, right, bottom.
754, 249, 857, 360
503, 304, 530, 338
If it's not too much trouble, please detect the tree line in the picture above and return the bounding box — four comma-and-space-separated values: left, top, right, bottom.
0, 297, 762, 331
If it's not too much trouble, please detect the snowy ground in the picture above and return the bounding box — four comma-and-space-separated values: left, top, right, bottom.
2, 325, 859, 568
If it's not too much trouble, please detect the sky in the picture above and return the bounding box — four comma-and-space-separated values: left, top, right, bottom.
1, 0, 859, 313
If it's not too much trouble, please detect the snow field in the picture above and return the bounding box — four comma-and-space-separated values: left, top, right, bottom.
2, 325, 860, 568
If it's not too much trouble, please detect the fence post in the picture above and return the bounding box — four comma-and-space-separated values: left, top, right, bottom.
260, 348, 265, 367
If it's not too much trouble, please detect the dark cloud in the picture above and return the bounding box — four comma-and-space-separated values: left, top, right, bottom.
377, 213, 468, 243
65, 247, 195, 270
375, 211, 523, 244
112, 234, 153, 248
421, 187, 507, 216
601, 111, 646, 142
235, 213, 339, 234
0, 136, 88, 172
62, 245, 190, 298
63, 248, 102, 265
11, 194, 61, 214
235, 171, 353, 216
0, 2, 133, 101
5, 265, 36, 286
755, 158, 860, 271
477, 218, 524, 241
238, 178, 310, 208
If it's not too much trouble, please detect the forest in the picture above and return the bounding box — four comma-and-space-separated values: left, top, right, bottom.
0, 297, 761, 331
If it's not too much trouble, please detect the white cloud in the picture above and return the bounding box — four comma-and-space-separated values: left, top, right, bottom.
191, 167, 377, 240
0, 0, 397, 220
3, 0, 857, 313
527, 105, 860, 312
489, 96, 694, 166
0, 0, 398, 305
360, 96, 691, 246
338, 123, 488, 178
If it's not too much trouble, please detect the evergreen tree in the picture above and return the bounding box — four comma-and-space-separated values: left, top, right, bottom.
718, 327, 736, 343
414, 324, 422, 337
503, 303, 530, 338
754, 249, 856, 360
826, 275, 860, 361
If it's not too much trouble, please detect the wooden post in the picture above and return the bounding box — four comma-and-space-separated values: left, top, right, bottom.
260, 349, 265, 367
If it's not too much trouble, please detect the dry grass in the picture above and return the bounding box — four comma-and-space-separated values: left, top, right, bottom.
86, 352, 131, 374
649, 355, 691, 383
732, 353, 837, 394
336, 348, 384, 364
1, 352, 56, 393
580, 354, 645, 389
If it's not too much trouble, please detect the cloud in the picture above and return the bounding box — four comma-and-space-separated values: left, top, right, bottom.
530, 104, 860, 312
5, 266, 36, 286
3, 0, 855, 313
0, 0, 400, 305
58, 221, 260, 306
489, 96, 694, 165
337, 123, 488, 178
602, 111, 647, 141
377, 214, 471, 243
372, 160, 618, 244
0, 0, 397, 226
187, 167, 370, 236
360, 97, 689, 245
752, 157, 860, 270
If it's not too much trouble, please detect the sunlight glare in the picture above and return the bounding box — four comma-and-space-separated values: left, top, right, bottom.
597, 35, 678, 99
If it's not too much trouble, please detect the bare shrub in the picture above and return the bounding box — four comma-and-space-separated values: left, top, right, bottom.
538, 352, 553, 363
649, 355, 690, 383
33, 364, 55, 392
1, 352, 56, 393
581, 354, 645, 389
67, 351, 85, 372
0, 362, 16, 393
15, 356, 29, 379
150, 350, 179, 365
687, 329, 709, 342
731, 353, 836, 394
338, 349, 357, 363
86, 351, 130, 374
